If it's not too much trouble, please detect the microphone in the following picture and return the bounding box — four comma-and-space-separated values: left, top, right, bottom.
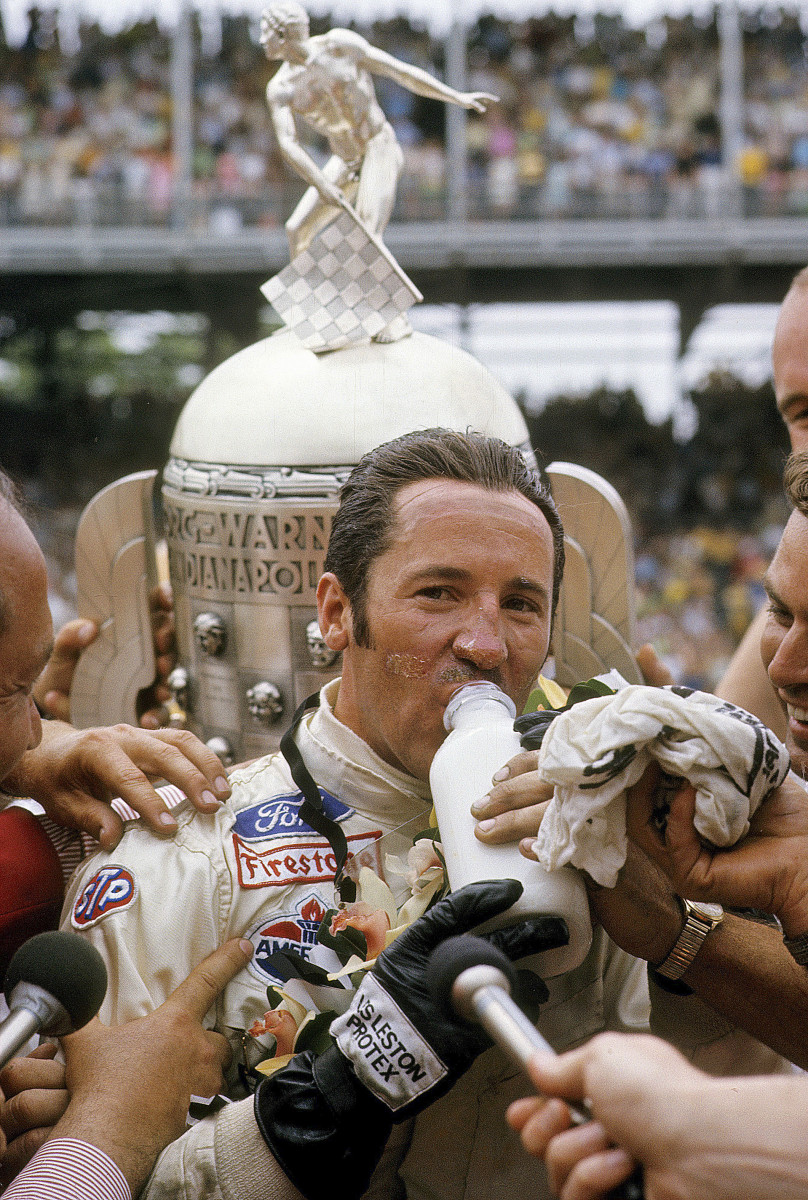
0, 930, 108, 1070
426, 935, 644, 1200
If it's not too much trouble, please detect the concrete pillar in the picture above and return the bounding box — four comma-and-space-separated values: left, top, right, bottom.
171, 0, 194, 231
445, 19, 469, 223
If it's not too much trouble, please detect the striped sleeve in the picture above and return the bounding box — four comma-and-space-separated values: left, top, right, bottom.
111, 783, 187, 824
4, 1139, 131, 1200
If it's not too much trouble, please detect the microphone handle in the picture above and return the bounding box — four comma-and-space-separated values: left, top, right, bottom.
469, 984, 645, 1200
0, 1007, 41, 1071
0, 983, 73, 1071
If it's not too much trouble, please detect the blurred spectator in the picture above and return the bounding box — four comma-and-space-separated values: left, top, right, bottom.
634, 524, 780, 692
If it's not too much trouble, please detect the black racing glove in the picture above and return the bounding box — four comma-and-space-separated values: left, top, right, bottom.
255, 879, 568, 1200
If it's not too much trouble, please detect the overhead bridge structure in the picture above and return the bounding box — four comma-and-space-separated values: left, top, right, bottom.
4, 217, 807, 350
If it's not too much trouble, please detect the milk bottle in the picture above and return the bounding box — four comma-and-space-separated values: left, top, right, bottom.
429, 681, 592, 977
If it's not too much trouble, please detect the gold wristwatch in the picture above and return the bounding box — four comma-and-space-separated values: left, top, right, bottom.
656, 899, 724, 980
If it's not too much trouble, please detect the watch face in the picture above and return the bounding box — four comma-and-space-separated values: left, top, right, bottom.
689, 901, 723, 921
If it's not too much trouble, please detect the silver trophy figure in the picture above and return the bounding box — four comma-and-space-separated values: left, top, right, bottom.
259, 2, 496, 351
260, 2, 495, 259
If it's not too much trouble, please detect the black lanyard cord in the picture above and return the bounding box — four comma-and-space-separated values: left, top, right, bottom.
279, 692, 356, 903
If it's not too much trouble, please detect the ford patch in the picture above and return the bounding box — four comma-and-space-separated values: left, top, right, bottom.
233, 789, 353, 842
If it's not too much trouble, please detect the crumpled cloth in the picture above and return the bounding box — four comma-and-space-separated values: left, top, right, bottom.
532, 684, 791, 888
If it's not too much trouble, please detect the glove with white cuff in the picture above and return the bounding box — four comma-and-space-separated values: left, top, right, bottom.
255, 879, 568, 1200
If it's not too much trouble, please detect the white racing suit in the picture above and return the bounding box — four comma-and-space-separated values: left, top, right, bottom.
61, 680, 790, 1200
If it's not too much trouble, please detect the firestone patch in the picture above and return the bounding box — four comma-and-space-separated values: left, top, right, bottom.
233, 828, 383, 889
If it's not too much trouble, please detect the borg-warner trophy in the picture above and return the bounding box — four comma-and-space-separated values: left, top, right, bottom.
69, 3, 641, 762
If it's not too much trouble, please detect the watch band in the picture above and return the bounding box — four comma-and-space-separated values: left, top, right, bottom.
656, 899, 724, 980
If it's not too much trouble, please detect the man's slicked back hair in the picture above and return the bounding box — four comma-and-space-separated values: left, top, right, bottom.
784, 449, 808, 518
324, 428, 565, 646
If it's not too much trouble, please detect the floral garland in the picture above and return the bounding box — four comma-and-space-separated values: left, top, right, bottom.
240, 830, 447, 1085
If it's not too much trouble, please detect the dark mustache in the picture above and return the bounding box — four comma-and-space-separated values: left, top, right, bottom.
435, 664, 503, 687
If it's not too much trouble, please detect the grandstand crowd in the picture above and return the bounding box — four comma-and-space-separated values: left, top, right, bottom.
2, 5, 808, 226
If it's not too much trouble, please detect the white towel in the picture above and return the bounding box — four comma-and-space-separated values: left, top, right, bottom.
533, 685, 791, 888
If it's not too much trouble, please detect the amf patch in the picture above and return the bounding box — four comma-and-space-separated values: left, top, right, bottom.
71, 865, 137, 929
245, 892, 341, 986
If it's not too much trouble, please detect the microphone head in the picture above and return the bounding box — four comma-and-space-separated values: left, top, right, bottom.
4, 931, 108, 1032
426, 935, 517, 1020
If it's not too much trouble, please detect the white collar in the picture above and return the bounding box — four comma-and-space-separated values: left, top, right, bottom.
296, 678, 432, 828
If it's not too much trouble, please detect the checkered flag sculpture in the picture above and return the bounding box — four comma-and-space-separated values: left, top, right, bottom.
262, 207, 423, 352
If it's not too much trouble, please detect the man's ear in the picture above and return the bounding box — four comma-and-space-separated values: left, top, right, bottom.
316, 572, 352, 652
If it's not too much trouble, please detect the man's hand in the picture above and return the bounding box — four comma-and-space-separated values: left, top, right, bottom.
507, 1032, 808, 1200
52, 938, 252, 1197
330, 879, 568, 1119
33, 584, 177, 729
636, 642, 675, 688
503, 775, 683, 966
513, 824, 682, 965
32, 620, 98, 722
255, 882, 569, 1200
137, 582, 178, 729
626, 764, 808, 938
579, 839, 683, 965
472, 749, 553, 845
472, 747, 683, 963
0, 1045, 66, 1188
3, 722, 231, 851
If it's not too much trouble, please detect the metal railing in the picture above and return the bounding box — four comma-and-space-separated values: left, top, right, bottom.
2, 173, 805, 231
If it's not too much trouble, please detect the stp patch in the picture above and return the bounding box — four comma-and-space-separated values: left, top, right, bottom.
71, 865, 137, 929
245, 892, 340, 986
233, 790, 352, 842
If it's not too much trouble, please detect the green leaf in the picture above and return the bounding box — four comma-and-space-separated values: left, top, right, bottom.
564, 679, 616, 707
336, 924, 368, 958
294, 1012, 336, 1056
525, 685, 554, 713
525, 676, 616, 714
